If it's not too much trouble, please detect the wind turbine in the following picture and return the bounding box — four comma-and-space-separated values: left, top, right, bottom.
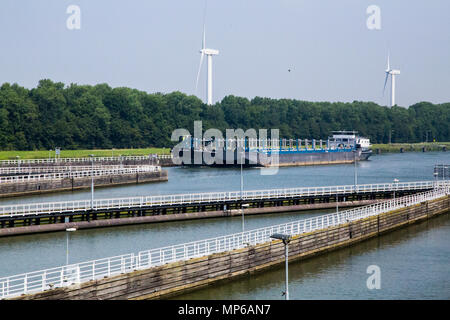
195, 24, 219, 105
383, 53, 401, 107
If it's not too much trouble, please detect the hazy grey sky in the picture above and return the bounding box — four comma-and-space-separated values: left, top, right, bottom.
1, 0, 449, 107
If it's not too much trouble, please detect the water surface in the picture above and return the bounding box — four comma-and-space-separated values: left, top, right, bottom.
0, 152, 448, 300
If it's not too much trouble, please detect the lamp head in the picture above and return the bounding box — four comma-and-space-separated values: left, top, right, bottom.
270, 233, 292, 242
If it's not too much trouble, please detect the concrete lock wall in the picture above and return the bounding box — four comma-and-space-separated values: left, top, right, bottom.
0, 171, 168, 197
14, 195, 450, 300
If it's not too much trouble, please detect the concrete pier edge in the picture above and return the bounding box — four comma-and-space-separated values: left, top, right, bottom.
0, 170, 168, 198
0, 200, 379, 237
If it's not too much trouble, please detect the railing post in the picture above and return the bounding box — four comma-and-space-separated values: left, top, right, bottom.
42, 271, 47, 291
121, 256, 125, 273
75, 266, 80, 284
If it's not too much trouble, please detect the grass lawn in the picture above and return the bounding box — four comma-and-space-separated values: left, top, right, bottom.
0, 147, 170, 160
372, 142, 450, 153
1, 142, 448, 160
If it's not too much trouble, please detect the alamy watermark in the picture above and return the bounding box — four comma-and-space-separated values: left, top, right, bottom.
366, 5, 381, 30
171, 121, 280, 175
366, 265, 381, 290
66, 5, 81, 30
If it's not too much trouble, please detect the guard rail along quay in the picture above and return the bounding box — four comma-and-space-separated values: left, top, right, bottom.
0, 155, 174, 167
0, 165, 156, 176
0, 166, 161, 184
0, 166, 168, 198
1, 184, 449, 300
0, 180, 446, 218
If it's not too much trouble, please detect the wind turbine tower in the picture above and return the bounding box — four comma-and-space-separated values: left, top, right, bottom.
196, 26, 219, 105
383, 54, 401, 107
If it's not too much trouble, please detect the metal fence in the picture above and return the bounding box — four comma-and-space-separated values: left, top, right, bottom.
0, 166, 161, 184
0, 180, 446, 218
0, 155, 172, 166
0, 165, 156, 176
1, 185, 448, 300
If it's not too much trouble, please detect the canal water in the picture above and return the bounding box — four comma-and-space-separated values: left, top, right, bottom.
0, 151, 447, 205
0, 152, 448, 299
171, 212, 450, 300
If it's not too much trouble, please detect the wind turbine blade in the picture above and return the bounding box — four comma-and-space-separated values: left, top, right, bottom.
383, 73, 389, 96
202, 24, 206, 49
196, 0, 208, 94
202, 0, 207, 49
387, 53, 390, 71
195, 52, 205, 92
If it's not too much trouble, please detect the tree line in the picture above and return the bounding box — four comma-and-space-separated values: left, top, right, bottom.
0, 79, 448, 151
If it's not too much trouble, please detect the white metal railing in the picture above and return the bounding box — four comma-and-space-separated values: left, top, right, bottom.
0, 180, 448, 218
0, 155, 172, 166
0, 166, 161, 184
1, 185, 448, 300
0, 165, 154, 176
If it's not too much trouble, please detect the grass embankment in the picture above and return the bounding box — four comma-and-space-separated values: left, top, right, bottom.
0, 148, 170, 160
372, 142, 450, 153
1, 142, 448, 160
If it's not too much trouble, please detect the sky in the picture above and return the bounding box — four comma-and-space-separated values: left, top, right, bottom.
0, 0, 449, 107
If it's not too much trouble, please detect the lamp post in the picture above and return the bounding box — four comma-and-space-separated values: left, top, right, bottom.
89, 154, 95, 209
240, 150, 244, 199
270, 233, 292, 300
241, 203, 249, 233
239, 145, 250, 233
336, 191, 339, 213
353, 150, 358, 189
66, 227, 77, 266
393, 178, 399, 200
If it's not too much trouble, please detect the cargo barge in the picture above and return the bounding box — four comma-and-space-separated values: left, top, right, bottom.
177, 131, 372, 167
